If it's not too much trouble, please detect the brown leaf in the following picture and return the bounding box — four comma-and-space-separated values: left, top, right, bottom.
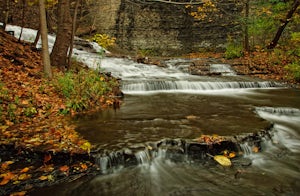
43, 154, 52, 164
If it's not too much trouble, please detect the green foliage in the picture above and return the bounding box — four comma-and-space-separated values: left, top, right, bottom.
285, 62, 300, 81
138, 48, 159, 57
54, 69, 118, 113
8, 103, 17, 122
91, 34, 116, 49
225, 37, 243, 59
23, 107, 37, 117
56, 72, 75, 99
0, 82, 9, 102
288, 32, 300, 57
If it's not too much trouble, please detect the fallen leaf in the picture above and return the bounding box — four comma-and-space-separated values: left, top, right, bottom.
80, 141, 91, 154
1, 161, 14, 170
59, 165, 69, 172
80, 163, 88, 170
43, 153, 52, 164
186, 115, 197, 120
0, 172, 15, 185
20, 167, 30, 173
213, 155, 232, 167
252, 146, 259, 153
47, 174, 54, 181
38, 175, 48, 181
9, 191, 27, 196
18, 173, 31, 181
228, 152, 236, 158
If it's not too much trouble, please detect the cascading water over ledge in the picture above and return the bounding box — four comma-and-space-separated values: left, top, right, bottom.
91, 129, 273, 173
121, 80, 283, 93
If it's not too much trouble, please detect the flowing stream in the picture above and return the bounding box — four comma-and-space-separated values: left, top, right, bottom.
7, 25, 300, 195
33, 57, 300, 195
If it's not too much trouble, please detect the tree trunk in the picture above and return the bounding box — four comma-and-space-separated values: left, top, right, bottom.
33, 29, 41, 48
18, 0, 26, 42
67, 0, 80, 70
39, 0, 52, 78
3, 0, 10, 30
50, 0, 72, 70
243, 0, 250, 52
267, 0, 300, 49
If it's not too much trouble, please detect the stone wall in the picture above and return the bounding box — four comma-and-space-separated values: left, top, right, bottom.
0, 0, 243, 56
94, 0, 243, 56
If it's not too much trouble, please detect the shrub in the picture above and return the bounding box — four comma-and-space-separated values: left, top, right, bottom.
91, 34, 116, 49
284, 62, 300, 82
54, 69, 118, 113
225, 41, 243, 59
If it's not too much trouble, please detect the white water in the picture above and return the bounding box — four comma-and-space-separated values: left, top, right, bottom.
235, 107, 300, 181
5, 24, 284, 95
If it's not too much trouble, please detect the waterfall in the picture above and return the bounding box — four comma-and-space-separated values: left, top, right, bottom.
135, 149, 152, 164
210, 64, 236, 76
122, 81, 282, 94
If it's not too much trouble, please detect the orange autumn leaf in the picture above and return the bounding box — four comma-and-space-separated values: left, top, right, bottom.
228, 152, 236, 158
20, 167, 30, 173
59, 165, 69, 172
0, 172, 15, 186
252, 146, 259, 153
9, 191, 27, 196
1, 161, 14, 170
80, 163, 88, 170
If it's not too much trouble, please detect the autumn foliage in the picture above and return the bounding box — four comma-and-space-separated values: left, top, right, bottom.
0, 29, 120, 194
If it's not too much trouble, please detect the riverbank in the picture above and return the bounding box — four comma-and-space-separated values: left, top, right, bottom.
0, 30, 121, 195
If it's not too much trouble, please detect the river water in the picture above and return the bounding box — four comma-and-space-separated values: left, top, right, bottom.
33, 57, 300, 195
8, 25, 299, 195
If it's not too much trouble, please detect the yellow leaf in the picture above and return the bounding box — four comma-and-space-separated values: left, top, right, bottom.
0, 125, 9, 132
213, 155, 232, 167
18, 173, 31, 181
80, 141, 91, 154
38, 175, 48, 181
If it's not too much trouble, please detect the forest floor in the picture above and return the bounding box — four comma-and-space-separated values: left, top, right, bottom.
0, 30, 118, 195
0, 30, 299, 195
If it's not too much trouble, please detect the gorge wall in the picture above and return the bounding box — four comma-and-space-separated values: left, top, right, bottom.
1, 0, 243, 56
93, 0, 243, 56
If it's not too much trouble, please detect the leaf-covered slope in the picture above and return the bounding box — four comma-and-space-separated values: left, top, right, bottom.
0, 29, 89, 153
